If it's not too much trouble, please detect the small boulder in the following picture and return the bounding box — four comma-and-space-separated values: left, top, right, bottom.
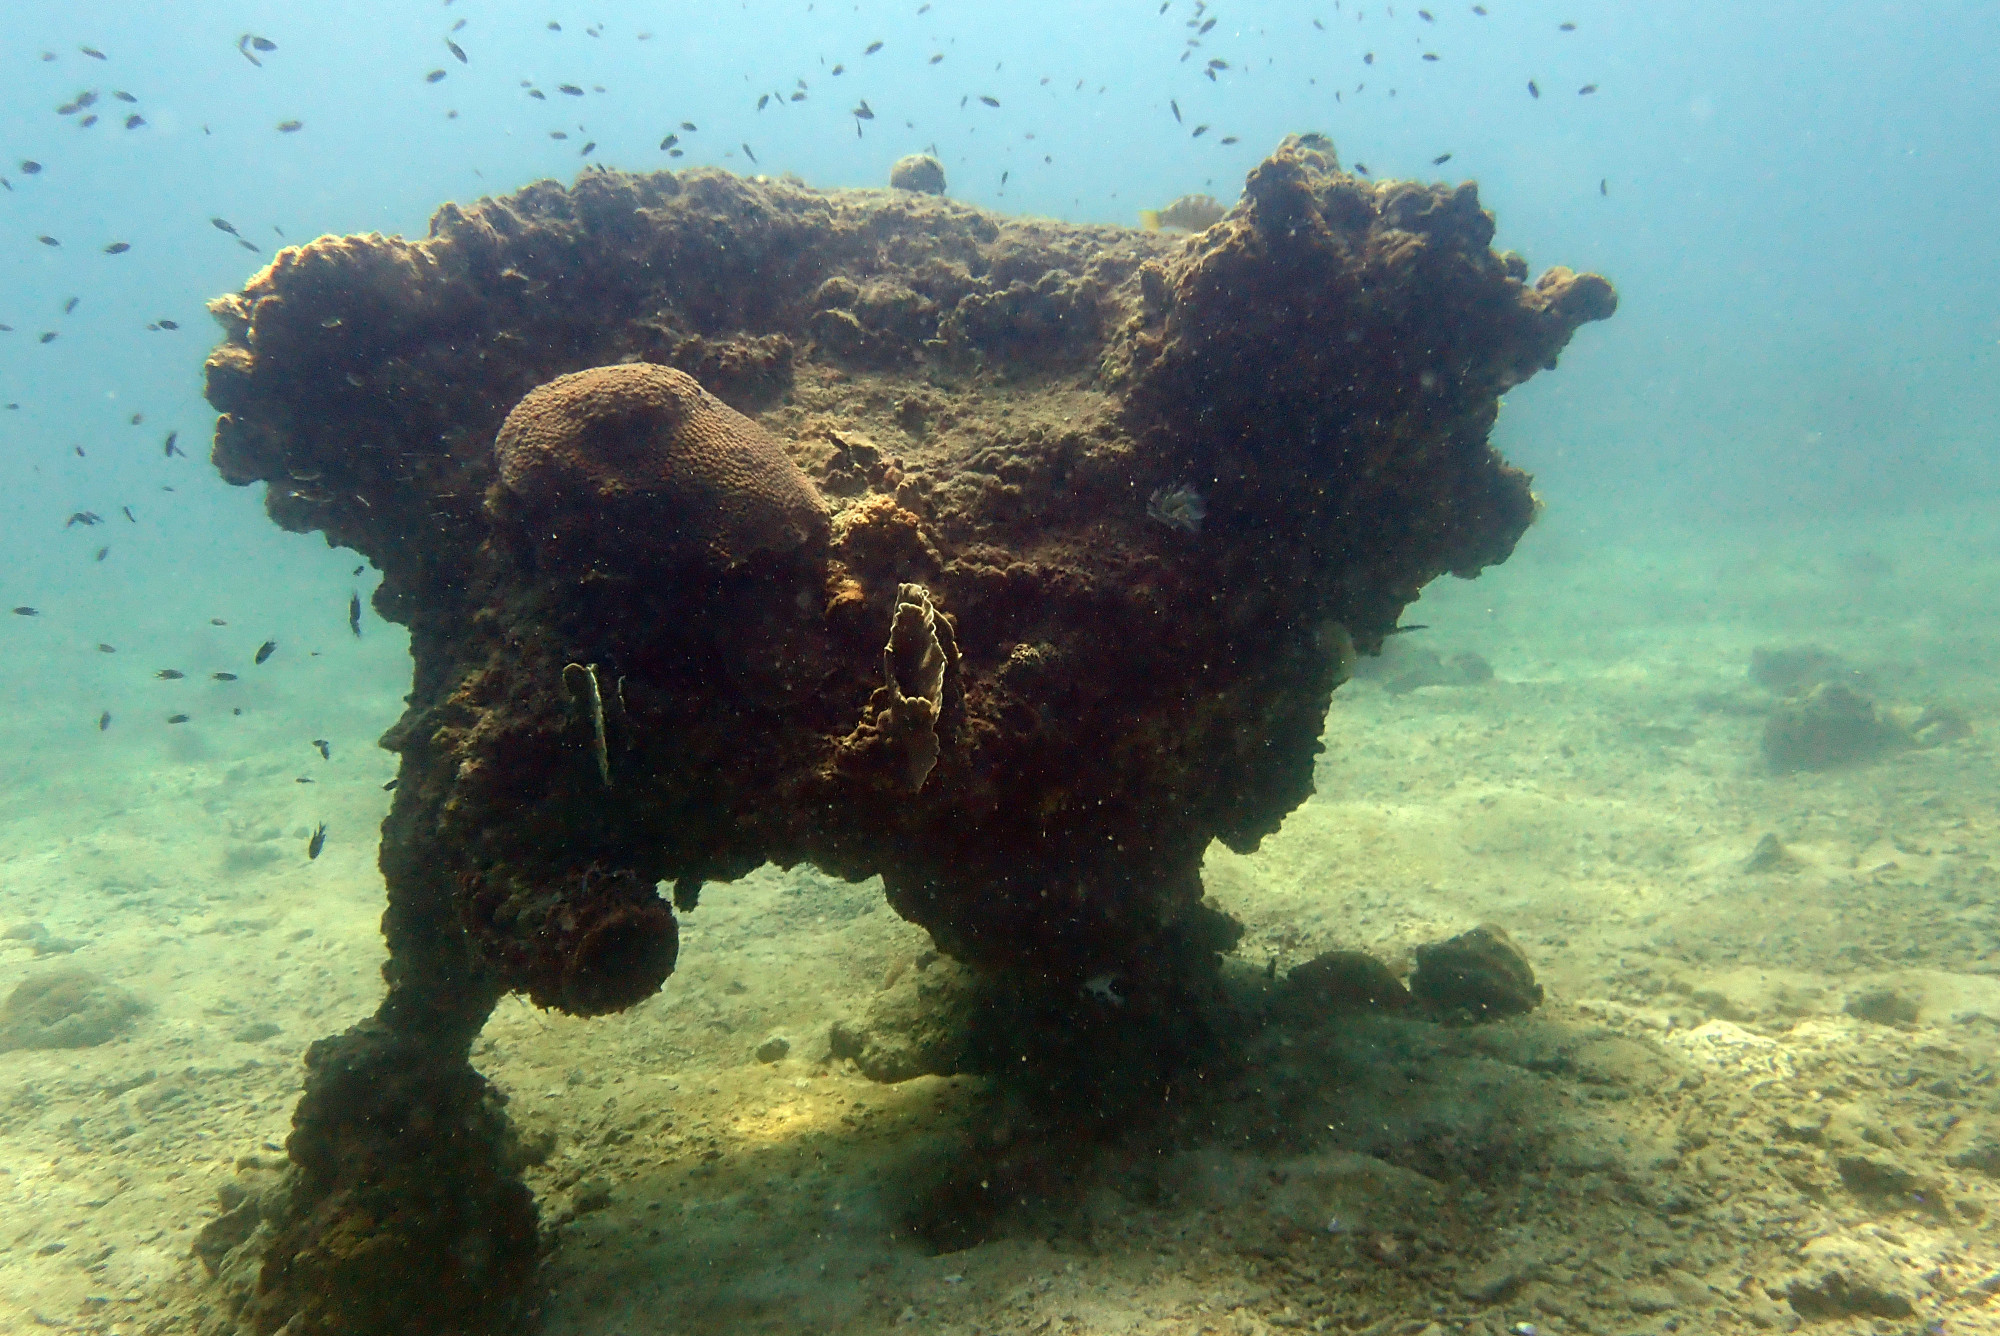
1279, 949, 1410, 1016
1762, 682, 1907, 773
1409, 924, 1543, 1023
888, 154, 947, 195
1782, 1232, 1922, 1319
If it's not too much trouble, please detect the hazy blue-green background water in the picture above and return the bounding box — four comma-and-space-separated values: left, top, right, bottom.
1, 0, 1994, 797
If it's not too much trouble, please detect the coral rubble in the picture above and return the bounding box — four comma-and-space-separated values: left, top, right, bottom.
202, 134, 1611, 1333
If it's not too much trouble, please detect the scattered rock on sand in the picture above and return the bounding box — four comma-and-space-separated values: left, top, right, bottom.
1409, 924, 1543, 1023
1279, 949, 1411, 1016
1740, 832, 1798, 873
829, 953, 976, 1082
1843, 986, 1920, 1026
1750, 644, 1852, 695
1781, 1231, 1923, 1319
1762, 681, 1908, 772
0, 968, 146, 1051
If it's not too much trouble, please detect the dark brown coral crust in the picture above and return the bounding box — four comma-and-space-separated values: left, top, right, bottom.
201, 134, 1612, 1335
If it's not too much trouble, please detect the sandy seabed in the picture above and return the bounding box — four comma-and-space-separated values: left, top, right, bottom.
3, 500, 1998, 1336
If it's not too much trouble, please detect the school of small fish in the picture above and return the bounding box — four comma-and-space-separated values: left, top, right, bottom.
3, 2, 1611, 867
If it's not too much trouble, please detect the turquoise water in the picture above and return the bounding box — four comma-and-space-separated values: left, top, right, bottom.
3, 2, 1997, 1332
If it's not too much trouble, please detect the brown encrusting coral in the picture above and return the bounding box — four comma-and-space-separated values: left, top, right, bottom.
201, 134, 1612, 1334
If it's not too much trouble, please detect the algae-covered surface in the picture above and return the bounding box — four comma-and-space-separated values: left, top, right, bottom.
3, 501, 1997, 1335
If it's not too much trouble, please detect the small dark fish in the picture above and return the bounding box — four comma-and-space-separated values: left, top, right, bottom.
276, 119, 302, 133
681, 120, 697, 131
1191, 124, 1209, 138
20, 160, 41, 174
830, 63, 845, 75
66, 511, 103, 527
1422, 52, 1439, 61
12, 606, 39, 616
80, 113, 100, 127
978, 94, 1000, 107
757, 93, 769, 110
548, 20, 561, 29
425, 69, 447, 83
122, 506, 136, 522
1220, 136, 1239, 145
38, 235, 60, 247
255, 639, 277, 664
237, 238, 260, 252
1208, 58, 1229, 69
66, 297, 80, 314
528, 88, 546, 99
1386, 624, 1430, 635
352, 565, 364, 576
929, 53, 943, 64
123, 113, 147, 129
1473, 5, 1488, 12
114, 90, 136, 102
349, 591, 362, 636
308, 822, 327, 859
1354, 162, 1370, 175
157, 318, 179, 329
1001, 170, 1009, 185
156, 669, 185, 679
210, 618, 227, 626
579, 141, 595, 156
313, 738, 331, 760
1578, 84, 1597, 95
1170, 98, 1181, 122
164, 431, 183, 457
383, 778, 399, 791
865, 40, 884, 54
1199, 17, 1217, 33
97, 643, 115, 653
166, 713, 190, 724
98, 710, 111, 730
1528, 79, 1540, 98
251, 36, 277, 52
853, 100, 874, 120
95, 546, 109, 561
210, 217, 238, 235
1433, 152, 1452, 165
103, 241, 130, 253
742, 142, 758, 162
549, 130, 568, 139
1600, 178, 1608, 196
659, 133, 679, 149
558, 83, 583, 95
81, 45, 107, 60
1559, 21, 1577, 31
1419, 8, 1434, 17
446, 38, 468, 64
212, 671, 237, 681
39, 332, 57, 344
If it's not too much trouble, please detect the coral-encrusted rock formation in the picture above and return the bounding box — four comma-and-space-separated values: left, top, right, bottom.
202, 133, 1611, 1334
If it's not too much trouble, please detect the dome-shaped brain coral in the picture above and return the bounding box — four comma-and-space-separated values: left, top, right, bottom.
490, 362, 829, 570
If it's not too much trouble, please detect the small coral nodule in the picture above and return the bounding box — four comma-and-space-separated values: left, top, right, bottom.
1147, 484, 1207, 534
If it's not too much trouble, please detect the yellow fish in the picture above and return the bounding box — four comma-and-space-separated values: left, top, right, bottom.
1138, 193, 1226, 233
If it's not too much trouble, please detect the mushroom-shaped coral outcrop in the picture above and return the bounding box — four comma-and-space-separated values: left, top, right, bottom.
488, 362, 829, 572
